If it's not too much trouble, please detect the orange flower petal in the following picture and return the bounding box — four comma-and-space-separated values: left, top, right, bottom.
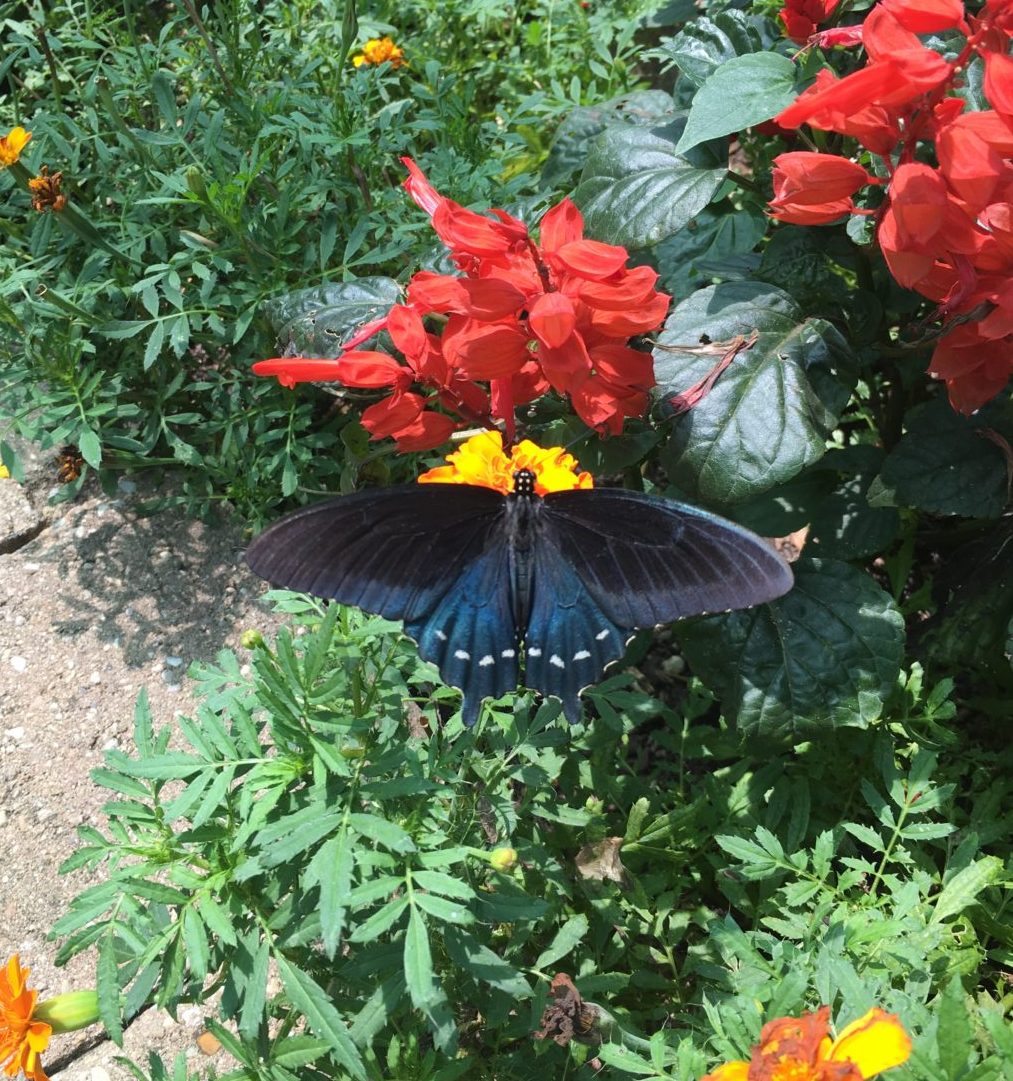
701, 1062, 750, 1081
828, 1009, 912, 1077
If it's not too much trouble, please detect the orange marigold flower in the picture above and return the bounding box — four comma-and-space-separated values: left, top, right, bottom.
0, 127, 30, 168
703, 1006, 911, 1081
0, 956, 52, 1081
418, 431, 593, 496
352, 36, 406, 68
27, 167, 66, 213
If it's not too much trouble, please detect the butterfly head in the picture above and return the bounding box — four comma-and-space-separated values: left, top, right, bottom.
512, 468, 537, 497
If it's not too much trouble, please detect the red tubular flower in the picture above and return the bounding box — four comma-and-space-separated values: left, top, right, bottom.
778, 0, 842, 44
880, 0, 967, 34
984, 51, 1013, 119
928, 324, 1013, 413
771, 151, 872, 207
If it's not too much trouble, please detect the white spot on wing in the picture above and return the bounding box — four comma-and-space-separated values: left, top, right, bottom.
479, 654, 494, 666
573, 649, 591, 661
436, 630, 448, 641
527, 647, 542, 657
501, 648, 515, 658
550, 654, 565, 669
595, 629, 610, 641
454, 649, 470, 660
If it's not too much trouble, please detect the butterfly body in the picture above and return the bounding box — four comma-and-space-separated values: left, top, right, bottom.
246, 474, 793, 725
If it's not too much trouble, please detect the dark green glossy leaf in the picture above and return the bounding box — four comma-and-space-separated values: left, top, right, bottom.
680, 558, 905, 736
541, 91, 678, 188
806, 446, 900, 560
262, 278, 401, 358
656, 205, 766, 296
675, 54, 799, 155
656, 13, 761, 86
874, 397, 1011, 518
573, 127, 726, 249
656, 282, 857, 503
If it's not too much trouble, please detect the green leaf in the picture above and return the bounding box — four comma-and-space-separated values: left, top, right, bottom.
680, 559, 904, 737
262, 278, 401, 357
542, 90, 678, 188
656, 13, 757, 86
675, 54, 799, 155
874, 397, 1012, 518
237, 935, 270, 1039
97, 933, 124, 1045
534, 913, 589, 971
443, 927, 531, 999
573, 126, 726, 249
307, 836, 355, 958
931, 856, 1005, 924
937, 979, 972, 1080
410, 870, 477, 900
411, 891, 474, 925
274, 955, 366, 1080
346, 812, 416, 854
78, 426, 102, 470
403, 905, 436, 1008
656, 282, 857, 503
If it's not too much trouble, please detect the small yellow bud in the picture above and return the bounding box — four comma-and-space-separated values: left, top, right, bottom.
489, 847, 518, 872
240, 629, 264, 649
34, 990, 101, 1033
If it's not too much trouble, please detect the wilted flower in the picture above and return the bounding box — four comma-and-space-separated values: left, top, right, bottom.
27, 167, 66, 213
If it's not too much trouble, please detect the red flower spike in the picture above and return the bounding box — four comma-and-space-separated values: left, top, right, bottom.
528, 292, 577, 349
390, 410, 458, 451
936, 120, 1005, 211
879, 0, 966, 35
778, 0, 842, 44
777, 62, 906, 129
589, 291, 673, 337
401, 157, 444, 216
442, 317, 532, 380
578, 265, 662, 310
984, 51, 1013, 118
589, 343, 656, 389
928, 324, 1013, 413
813, 26, 865, 47
550, 239, 630, 280
888, 163, 950, 244
771, 152, 872, 206
361, 392, 426, 439
252, 357, 347, 387
538, 198, 585, 251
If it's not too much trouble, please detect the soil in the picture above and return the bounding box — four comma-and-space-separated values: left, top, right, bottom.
0, 440, 281, 1080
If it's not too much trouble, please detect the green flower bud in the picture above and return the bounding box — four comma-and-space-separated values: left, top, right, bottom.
34, 990, 101, 1033
240, 629, 264, 649
185, 166, 207, 199
339, 738, 366, 759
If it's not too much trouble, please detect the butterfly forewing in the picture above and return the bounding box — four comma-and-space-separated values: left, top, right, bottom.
245, 484, 504, 621
543, 488, 793, 626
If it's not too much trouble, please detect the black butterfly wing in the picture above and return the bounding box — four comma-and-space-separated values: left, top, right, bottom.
245, 484, 518, 725
523, 533, 628, 724
245, 484, 505, 622
543, 487, 793, 627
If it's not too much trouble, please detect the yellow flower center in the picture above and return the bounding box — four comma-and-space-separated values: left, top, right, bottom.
417, 430, 593, 495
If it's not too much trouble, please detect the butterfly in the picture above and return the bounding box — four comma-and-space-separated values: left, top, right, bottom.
245, 465, 793, 726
